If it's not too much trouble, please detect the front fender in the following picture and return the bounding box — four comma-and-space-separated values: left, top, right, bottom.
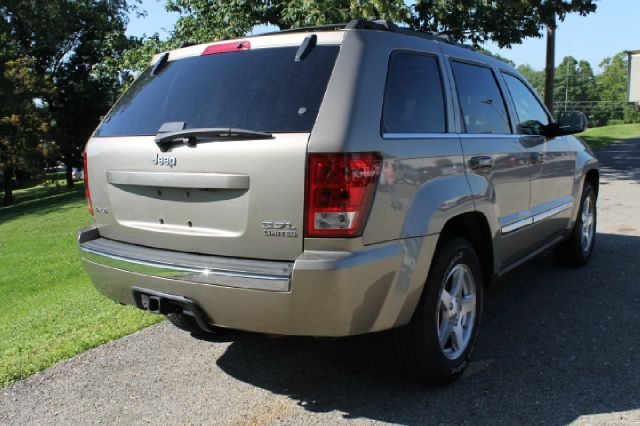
570, 135, 600, 226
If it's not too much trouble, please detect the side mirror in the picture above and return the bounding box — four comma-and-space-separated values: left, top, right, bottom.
557, 111, 587, 135
543, 111, 587, 138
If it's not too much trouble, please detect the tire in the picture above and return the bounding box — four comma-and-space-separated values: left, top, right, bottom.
393, 237, 483, 386
553, 182, 596, 267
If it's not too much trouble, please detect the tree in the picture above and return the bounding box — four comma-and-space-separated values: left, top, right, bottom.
0, 5, 56, 205
159, 0, 598, 48
46, 1, 137, 187
122, 1, 597, 77
593, 52, 640, 126
411, 1, 593, 47
517, 64, 545, 97
119, 0, 414, 74
0, 0, 139, 193
477, 47, 515, 67
413, 1, 597, 111
166, 0, 411, 42
98, 33, 163, 89
553, 56, 596, 117
0, 55, 51, 205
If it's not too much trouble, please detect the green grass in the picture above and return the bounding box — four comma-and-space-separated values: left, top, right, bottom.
0, 182, 163, 388
578, 123, 640, 149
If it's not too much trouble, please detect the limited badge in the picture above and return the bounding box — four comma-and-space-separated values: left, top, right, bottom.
261, 221, 297, 237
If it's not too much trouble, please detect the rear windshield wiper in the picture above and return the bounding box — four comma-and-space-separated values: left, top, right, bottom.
155, 127, 273, 151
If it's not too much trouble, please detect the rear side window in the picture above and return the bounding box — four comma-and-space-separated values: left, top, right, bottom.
95, 46, 340, 137
451, 61, 511, 134
382, 52, 446, 134
502, 73, 550, 135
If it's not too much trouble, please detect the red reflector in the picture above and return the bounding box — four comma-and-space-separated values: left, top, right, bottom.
305, 153, 382, 237
83, 151, 93, 216
201, 40, 251, 56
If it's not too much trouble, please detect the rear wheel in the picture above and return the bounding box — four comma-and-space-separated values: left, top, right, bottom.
393, 237, 483, 386
554, 182, 596, 267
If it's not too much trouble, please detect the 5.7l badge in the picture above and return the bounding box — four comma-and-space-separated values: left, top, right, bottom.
262, 221, 297, 237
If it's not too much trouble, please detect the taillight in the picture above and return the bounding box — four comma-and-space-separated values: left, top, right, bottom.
201, 40, 251, 56
305, 153, 382, 237
83, 151, 93, 216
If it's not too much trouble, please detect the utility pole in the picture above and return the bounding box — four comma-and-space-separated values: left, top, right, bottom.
544, 14, 556, 114
564, 57, 571, 112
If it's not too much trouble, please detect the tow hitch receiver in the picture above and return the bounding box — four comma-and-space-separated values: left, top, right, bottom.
139, 293, 166, 314
132, 286, 215, 333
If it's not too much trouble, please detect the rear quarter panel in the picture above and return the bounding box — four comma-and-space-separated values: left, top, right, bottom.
310, 31, 476, 243
308, 31, 478, 326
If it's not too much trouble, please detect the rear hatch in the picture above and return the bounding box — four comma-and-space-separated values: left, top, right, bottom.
86, 36, 342, 261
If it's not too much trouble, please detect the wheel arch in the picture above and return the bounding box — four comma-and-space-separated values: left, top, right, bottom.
438, 212, 495, 287
585, 168, 600, 197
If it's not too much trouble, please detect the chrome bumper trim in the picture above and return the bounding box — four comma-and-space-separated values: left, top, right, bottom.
78, 230, 292, 292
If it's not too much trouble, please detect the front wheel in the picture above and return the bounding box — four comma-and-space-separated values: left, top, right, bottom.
554, 182, 597, 267
393, 237, 483, 386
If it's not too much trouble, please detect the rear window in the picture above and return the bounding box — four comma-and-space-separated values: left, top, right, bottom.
95, 45, 340, 137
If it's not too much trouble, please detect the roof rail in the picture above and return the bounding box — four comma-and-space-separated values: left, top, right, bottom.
353, 19, 473, 50
259, 23, 348, 36
258, 19, 473, 50
344, 19, 397, 31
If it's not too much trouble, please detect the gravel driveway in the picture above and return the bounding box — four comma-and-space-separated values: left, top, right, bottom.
2, 140, 639, 425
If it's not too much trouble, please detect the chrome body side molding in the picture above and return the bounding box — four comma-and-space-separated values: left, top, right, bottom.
382, 132, 521, 140
501, 201, 574, 235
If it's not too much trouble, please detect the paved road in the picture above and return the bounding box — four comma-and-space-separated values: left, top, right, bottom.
2, 140, 640, 425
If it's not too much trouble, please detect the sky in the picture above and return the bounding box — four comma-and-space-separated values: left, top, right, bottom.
126, 0, 640, 72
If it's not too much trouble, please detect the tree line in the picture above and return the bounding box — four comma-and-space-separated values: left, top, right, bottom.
517, 53, 639, 127
0, 0, 598, 206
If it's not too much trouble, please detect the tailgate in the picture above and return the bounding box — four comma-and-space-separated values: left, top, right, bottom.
83, 38, 342, 261
87, 134, 307, 261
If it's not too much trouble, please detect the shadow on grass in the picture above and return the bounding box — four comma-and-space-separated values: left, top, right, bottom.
0, 185, 85, 223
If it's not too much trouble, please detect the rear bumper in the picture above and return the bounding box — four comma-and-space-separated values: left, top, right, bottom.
78, 225, 437, 336
79, 228, 293, 292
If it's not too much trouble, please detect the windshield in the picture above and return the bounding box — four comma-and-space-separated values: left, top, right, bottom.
95, 45, 340, 137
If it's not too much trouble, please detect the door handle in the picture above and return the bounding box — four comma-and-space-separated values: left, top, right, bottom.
531, 152, 545, 164
469, 156, 494, 170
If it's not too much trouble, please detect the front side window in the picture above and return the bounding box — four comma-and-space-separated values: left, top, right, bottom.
451, 61, 511, 134
382, 52, 446, 134
502, 73, 550, 135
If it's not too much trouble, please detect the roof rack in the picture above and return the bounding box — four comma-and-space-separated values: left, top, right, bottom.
258, 19, 473, 50
260, 23, 348, 36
